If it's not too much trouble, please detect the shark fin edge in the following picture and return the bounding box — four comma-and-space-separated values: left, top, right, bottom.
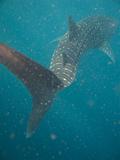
26, 96, 54, 138
68, 16, 79, 41
99, 41, 115, 63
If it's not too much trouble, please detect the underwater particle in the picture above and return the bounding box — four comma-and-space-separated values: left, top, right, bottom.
113, 83, 120, 95
17, 16, 22, 21
3, 28, 6, 33
1, 150, 7, 159
71, 103, 75, 107
6, 112, 10, 116
58, 151, 62, 156
94, 7, 98, 11
42, 145, 47, 149
79, 79, 85, 87
66, 146, 70, 151
19, 118, 24, 125
87, 99, 95, 107
50, 133, 57, 140
35, 152, 40, 157
9, 132, 16, 139
51, 155, 55, 159
16, 145, 21, 150
118, 120, 120, 125
113, 120, 120, 125
51, 3, 56, 8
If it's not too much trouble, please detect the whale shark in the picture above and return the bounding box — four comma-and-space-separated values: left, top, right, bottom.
0, 16, 118, 138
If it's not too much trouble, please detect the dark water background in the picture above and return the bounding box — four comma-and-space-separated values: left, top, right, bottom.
0, 0, 120, 159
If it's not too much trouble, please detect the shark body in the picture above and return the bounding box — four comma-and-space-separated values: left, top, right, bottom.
50, 16, 117, 87
0, 16, 118, 137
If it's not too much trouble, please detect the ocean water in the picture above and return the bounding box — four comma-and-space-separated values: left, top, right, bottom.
0, 0, 120, 160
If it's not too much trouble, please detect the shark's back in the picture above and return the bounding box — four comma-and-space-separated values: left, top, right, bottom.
50, 16, 117, 87
77, 16, 117, 48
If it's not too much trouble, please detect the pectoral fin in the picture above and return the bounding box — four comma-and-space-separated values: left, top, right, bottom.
99, 42, 115, 63
49, 35, 64, 44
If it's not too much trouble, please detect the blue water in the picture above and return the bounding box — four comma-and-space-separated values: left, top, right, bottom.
0, 0, 120, 160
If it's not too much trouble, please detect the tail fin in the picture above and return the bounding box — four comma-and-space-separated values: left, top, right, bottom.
26, 95, 53, 138
0, 44, 63, 137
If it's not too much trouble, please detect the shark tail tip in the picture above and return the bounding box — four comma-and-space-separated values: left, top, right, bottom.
26, 128, 34, 138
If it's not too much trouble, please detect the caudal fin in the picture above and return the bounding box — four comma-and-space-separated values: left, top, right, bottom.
0, 44, 63, 137
26, 96, 53, 138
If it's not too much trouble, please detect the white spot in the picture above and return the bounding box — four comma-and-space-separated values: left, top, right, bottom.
50, 133, 57, 140
9, 133, 16, 139
87, 99, 95, 107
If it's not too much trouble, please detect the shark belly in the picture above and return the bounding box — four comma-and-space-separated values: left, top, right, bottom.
50, 43, 78, 88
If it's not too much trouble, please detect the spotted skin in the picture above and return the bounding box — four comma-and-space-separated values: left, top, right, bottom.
50, 16, 117, 87
0, 16, 117, 137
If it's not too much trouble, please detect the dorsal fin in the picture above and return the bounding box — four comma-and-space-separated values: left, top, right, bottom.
68, 16, 79, 41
